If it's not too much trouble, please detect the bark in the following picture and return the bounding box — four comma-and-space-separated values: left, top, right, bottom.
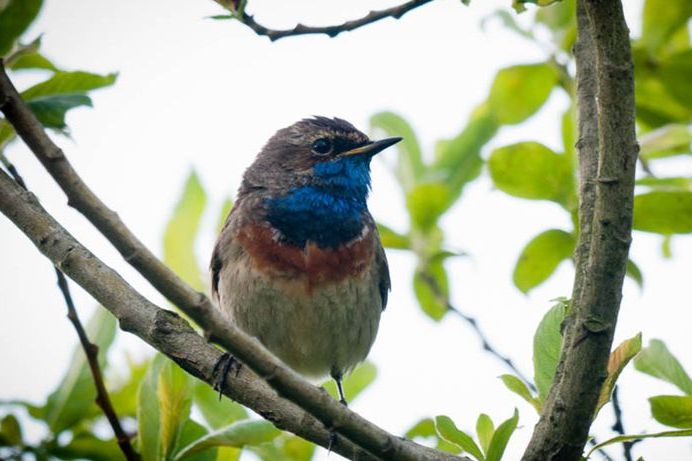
522, 0, 638, 459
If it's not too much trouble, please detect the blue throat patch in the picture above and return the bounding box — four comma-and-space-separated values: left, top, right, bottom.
265, 156, 372, 248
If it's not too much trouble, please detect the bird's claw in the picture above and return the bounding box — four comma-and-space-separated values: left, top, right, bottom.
212, 352, 242, 400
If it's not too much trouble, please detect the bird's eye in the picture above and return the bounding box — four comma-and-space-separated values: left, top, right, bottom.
311, 138, 333, 156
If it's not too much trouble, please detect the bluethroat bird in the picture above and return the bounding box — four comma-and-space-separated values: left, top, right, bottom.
210, 116, 400, 404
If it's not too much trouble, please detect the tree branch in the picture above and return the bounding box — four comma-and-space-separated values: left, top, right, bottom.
0, 168, 466, 460
55, 270, 140, 461
419, 272, 536, 392
0, 157, 138, 460
522, 0, 638, 459
213, 0, 436, 41
611, 386, 635, 461
0, 60, 218, 337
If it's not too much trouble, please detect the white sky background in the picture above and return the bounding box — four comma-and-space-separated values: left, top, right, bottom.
1, 0, 691, 459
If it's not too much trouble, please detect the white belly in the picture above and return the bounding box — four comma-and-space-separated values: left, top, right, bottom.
217, 258, 382, 380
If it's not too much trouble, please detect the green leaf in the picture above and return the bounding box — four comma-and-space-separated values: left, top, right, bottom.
158, 358, 195, 460
513, 229, 575, 293
106, 357, 150, 418
641, 0, 692, 53
370, 111, 424, 191
650, 395, 692, 428
626, 259, 643, 289
487, 63, 558, 124
634, 54, 692, 128
21, 71, 117, 101
173, 420, 216, 461
489, 142, 574, 206
0, 414, 22, 446
476, 414, 494, 456
633, 191, 692, 234
324, 361, 376, 403
637, 176, 692, 190
640, 124, 692, 160
435, 415, 485, 461
413, 260, 449, 321
137, 354, 166, 461
595, 333, 643, 416
635, 339, 692, 395
376, 222, 410, 249
660, 50, 692, 110
51, 433, 122, 461
535, 0, 575, 30
406, 418, 462, 454
193, 379, 248, 430
163, 170, 207, 291
486, 409, 519, 461
0, 119, 16, 150
533, 301, 566, 402
174, 420, 281, 460
432, 106, 496, 206
406, 182, 450, 231
586, 428, 692, 458
9, 51, 58, 71
27, 94, 92, 129
44, 308, 117, 433
662, 235, 673, 258
0, 0, 43, 56
499, 375, 541, 413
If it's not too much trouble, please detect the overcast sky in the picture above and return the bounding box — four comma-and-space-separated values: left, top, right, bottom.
1, 0, 691, 459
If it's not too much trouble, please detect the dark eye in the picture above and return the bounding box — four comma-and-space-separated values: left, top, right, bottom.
311, 138, 333, 155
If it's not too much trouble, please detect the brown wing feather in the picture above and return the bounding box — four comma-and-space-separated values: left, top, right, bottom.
375, 238, 391, 311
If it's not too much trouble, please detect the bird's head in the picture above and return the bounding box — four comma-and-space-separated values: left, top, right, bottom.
242, 116, 401, 199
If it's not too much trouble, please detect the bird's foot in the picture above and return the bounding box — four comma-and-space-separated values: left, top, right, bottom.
212, 352, 242, 400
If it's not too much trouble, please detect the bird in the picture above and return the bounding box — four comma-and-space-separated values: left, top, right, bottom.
210, 116, 400, 405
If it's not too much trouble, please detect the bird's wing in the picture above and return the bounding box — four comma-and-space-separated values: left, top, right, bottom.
210, 205, 239, 301
375, 237, 391, 311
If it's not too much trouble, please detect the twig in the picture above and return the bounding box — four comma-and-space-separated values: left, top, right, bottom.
214, 0, 436, 41
611, 386, 636, 461
0, 156, 138, 460
55, 271, 139, 460
0, 173, 466, 461
522, 0, 638, 459
419, 272, 537, 393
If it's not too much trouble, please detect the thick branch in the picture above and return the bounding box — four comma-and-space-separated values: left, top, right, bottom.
213, 0, 435, 41
0, 169, 465, 461
522, 0, 638, 460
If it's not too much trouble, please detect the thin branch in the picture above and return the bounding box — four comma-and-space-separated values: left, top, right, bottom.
611, 386, 636, 461
419, 272, 536, 393
0, 170, 467, 461
55, 270, 140, 461
0, 157, 138, 460
522, 0, 638, 459
213, 0, 436, 41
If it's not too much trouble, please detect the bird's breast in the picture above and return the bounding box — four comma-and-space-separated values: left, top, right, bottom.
236, 223, 376, 287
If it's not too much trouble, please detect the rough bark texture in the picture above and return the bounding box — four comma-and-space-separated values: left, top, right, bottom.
0, 169, 465, 461
522, 0, 638, 459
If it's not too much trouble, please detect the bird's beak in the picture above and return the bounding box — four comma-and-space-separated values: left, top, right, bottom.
341, 137, 403, 157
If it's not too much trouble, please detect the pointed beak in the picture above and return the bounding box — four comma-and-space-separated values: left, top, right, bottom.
341, 136, 403, 157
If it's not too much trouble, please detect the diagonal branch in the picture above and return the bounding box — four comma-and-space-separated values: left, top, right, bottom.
0, 60, 217, 336
213, 0, 436, 41
0, 159, 138, 460
521, 0, 638, 459
0, 168, 466, 461
55, 270, 140, 461
419, 272, 536, 392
